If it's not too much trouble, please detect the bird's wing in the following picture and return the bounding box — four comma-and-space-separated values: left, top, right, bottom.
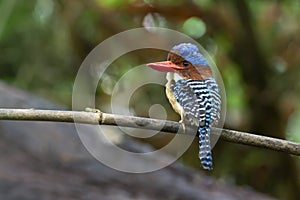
170, 78, 221, 170
170, 79, 204, 126
204, 78, 221, 125
170, 78, 221, 126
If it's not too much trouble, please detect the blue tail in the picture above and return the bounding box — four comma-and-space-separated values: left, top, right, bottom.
198, 126, 213, 170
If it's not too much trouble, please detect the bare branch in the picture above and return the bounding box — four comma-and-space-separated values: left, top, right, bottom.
0, 108, 299, 156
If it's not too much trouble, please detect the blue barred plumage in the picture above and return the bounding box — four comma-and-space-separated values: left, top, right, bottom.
147, 43, 221, 170
170, 78, 220, 170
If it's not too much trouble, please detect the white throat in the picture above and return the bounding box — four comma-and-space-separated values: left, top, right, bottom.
166, 72, 184, 82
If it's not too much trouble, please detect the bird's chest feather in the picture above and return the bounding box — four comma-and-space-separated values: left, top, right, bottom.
166, 72, 185, 118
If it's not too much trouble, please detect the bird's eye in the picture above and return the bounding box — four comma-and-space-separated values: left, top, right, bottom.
182, 60, 189, 67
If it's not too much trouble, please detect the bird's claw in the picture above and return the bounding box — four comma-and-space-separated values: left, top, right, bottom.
179, 121, 186, 134
85, 107, 101, 113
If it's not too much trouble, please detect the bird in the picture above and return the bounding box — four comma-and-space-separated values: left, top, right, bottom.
146, 43, 221, 170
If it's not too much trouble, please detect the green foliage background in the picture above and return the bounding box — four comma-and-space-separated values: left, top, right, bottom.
1, 0, 300, 199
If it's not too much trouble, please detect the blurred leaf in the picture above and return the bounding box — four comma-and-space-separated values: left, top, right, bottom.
143, 13, 166, 30
193, 0, 213, 9
144, 0, 184, 6
95, 0, 126, 8
182, 17, 206, 38
33, 0, 54, 25
286, 107, 300, 143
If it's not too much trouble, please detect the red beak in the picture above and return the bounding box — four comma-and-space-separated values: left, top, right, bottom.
146, 61, 184, 72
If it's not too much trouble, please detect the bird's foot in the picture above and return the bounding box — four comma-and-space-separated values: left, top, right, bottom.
85, 107, 101, 113
178, 120, 187, 134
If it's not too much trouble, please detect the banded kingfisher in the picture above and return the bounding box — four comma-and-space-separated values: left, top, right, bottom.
147, 43, 221, 170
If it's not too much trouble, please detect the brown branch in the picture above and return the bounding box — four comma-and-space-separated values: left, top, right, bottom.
0, 108, 299, 156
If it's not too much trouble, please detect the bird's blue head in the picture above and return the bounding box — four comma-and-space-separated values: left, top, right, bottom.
147, 43, 212, 80
170, 43, 209, 66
